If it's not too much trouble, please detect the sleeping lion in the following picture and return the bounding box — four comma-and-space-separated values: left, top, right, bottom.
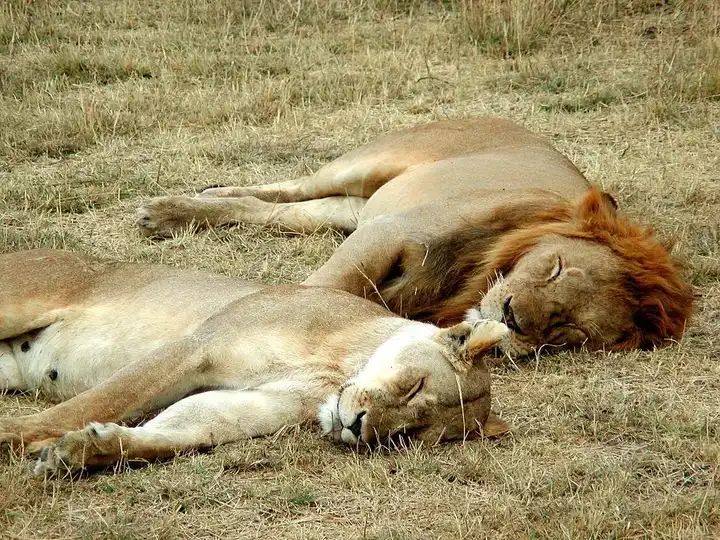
136, 117, 693, 357
0, 249, 509, 475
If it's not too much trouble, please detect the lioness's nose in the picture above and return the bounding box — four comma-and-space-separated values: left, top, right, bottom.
348, 411, 366, 439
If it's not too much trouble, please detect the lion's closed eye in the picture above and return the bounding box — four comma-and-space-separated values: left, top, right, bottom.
549, 256, 563, 281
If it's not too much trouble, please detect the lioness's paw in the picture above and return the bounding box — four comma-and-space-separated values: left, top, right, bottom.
33, 441, 73, 477
136, 196, 199, 238
0, 430, 18, 448
471, 319, 509, 343
0, 417, 33, 448
33, 422, 123, 477
318, 394, 343, 443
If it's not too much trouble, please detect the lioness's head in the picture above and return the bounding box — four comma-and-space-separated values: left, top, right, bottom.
476, 189, 694, 357
319, 319, 510, 446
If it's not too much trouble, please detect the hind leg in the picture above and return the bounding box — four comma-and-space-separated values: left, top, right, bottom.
196, 142, 413, 204
197, 177, 312, 203
136, 195, 366, 237
33, 387, 305, 475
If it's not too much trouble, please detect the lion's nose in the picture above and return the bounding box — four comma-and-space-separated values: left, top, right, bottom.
502, 295, 512, 319
348, 411, 366, 438
503, 296, 525, 335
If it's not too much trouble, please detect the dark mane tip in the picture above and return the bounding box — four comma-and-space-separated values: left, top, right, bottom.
573, 188, 694, 346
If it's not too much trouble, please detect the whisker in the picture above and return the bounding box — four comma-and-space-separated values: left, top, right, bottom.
454, 373, 467, 444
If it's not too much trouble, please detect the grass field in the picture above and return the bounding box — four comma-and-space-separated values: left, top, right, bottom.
1, 0, 719, 538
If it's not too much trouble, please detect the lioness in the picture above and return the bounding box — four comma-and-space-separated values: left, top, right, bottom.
0, 249, 509, 475
136, 117, 693, 357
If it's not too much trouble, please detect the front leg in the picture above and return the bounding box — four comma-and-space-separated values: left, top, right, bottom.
0, 337, 207, 448
303, 215, 408, 300
136, 195, 366, 237
34, 387, 306, 475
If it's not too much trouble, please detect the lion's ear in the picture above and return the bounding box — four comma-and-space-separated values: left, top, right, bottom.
601, 191, 620, 212
602, 191, 620, 212
436, 321, 507, 372
480, 411, 511, 438
575, 188, 619, 222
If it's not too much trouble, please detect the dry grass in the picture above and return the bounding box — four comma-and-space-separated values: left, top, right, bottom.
1, 0, 719, 538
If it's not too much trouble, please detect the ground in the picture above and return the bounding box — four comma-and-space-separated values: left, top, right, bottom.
0, 1, 718, 538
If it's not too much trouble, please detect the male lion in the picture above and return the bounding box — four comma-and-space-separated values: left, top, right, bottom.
136, 117, 693, 357
0, 249, 509, 475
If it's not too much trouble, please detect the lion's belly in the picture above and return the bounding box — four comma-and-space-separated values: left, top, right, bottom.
359, 149, 588, 222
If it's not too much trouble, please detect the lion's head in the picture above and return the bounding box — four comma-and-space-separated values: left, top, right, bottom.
319, 320, 510, 446
468, 189, 694, 356
382, 188, 693, 358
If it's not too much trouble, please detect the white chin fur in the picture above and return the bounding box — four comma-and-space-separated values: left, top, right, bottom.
465, 307, 483, 325
318, 394, 342, 441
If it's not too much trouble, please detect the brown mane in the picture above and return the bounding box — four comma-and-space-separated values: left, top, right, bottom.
377, 194, 573, 321
381, 189, 693, 350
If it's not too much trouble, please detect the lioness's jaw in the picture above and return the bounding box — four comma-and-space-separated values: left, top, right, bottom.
0, 343, 26, 390
318, 393, 343, 443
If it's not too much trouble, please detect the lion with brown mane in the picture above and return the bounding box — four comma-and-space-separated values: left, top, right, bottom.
136, 117, 693, 357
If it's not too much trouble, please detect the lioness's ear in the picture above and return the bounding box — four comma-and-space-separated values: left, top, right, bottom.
480, 411, 511, 438
436, 321, 508, 372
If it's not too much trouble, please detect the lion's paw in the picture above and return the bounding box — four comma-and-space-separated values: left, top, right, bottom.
33, 422, 123, 476
135, 196, 200, 238
197, 186, 240, 198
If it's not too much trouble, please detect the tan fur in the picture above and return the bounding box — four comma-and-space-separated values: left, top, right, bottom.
0, 250, 509, 475
135, 117, 691, 356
